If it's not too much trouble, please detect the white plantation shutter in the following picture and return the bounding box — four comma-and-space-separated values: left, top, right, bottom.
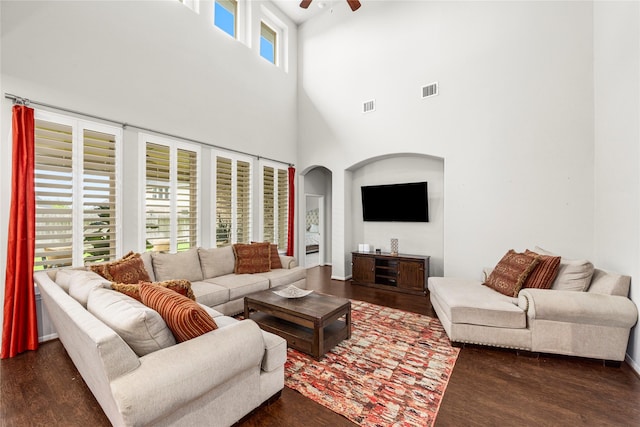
144, 136, 200, 252
83, 128, 117, 264
277, 168, 288, 249
214, 154, 252, 247
34, 120, 74, 269
261, 163, 288, 250
34, 113, 121, 269
145, 143, 171, 250
215, 157, 233, 247
236, 160, 251, 243
177, 148, 198, 249
263, 166, 275, 243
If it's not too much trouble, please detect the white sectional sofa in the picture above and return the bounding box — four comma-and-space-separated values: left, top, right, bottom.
428, 250, 638, 363
33, 245, 306, 426
139, 246, 307, 315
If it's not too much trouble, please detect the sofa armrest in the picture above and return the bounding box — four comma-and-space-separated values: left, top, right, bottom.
110, 319, 266, 426
279, 255, 298, 269
519, 288, 638, 328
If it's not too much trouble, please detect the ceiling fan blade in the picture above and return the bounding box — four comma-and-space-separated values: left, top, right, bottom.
347, 0, 361, 12
300, 0, 313, 9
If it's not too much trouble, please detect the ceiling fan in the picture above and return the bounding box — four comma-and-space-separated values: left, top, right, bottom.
300, 0, 362, 12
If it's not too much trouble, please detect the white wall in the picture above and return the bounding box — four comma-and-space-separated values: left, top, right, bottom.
593, 1, 640, 368
0, 0, 298, 340
298, 0, 595, 280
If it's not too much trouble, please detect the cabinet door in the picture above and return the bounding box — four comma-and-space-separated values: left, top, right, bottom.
397, 260, 425, 291
352, 255, 375, 284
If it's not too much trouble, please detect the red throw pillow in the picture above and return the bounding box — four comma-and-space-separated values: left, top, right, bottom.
522, 249, 561, 289
233, 242, 271, 274
483, 250, 540, 297
139, 283, 217, 342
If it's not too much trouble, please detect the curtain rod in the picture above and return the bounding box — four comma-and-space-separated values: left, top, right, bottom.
4, 93, 293, 167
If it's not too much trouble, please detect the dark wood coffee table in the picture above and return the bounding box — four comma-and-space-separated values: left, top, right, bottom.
244, 289, 351, 360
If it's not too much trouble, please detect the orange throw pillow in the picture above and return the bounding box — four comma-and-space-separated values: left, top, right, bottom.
522, 249, 561, 289
139, 283, 217, 342
484, 250, 540, 297
233, 242, 271, 274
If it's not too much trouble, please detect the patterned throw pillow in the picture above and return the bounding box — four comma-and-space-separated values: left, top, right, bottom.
251, 241, 283, 269
233, 242, 271, 274
483, 250, 540, 297
89, 251, 150, 284
269, 244, 283, 269
522, 249, 561, 289
112, 279, 196, 302
139, 282, 217, 342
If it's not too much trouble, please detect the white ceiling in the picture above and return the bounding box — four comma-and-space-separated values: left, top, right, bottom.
271, 0, 332, 25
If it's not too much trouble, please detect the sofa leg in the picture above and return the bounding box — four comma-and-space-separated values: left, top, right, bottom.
451, 341, 464, 348
517, 350, 539, 359
604, 360, 622, 368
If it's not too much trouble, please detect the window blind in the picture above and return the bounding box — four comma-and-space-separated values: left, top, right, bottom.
277, 168, 288, 249
82, 128, 117, 264
177, 148, 198, 250
263, 166, 275, 243
215, 155, 251, 247
216, 156, 233, 247
34, 120, 74, 269
145, 143, 172, 250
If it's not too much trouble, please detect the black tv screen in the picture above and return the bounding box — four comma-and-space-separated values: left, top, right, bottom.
361, 182, 429, 222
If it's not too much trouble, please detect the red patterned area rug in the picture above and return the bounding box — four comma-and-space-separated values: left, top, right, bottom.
284, 300, 459, 427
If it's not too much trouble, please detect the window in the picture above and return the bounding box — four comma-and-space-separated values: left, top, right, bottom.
34, 112, 122, 269
214, 153, 252, 247
261, 163, 288, 250
260, 21, 277, 64
214, 0, 237, 38
178, 0, 199, 13
142, 135, 200, 252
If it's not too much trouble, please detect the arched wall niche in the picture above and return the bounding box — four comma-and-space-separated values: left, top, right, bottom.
347, 153, 445, 277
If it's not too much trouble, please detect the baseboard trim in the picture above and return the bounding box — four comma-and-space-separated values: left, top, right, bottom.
331, 275, 350, 281
39, 333, 58, 343
625, 353, 640, 377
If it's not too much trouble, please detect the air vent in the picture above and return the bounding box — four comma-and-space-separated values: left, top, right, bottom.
422, 82, 439, 99
363, 99, 376, 113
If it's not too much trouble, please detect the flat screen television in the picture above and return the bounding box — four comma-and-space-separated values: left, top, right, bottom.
361, 181, 429, 222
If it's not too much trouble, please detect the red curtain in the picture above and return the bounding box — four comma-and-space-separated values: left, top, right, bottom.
286, 166, 295, 256
1, 105, 38, 358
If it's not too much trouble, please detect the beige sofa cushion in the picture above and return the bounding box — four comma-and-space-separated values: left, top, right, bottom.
190, 281, 230, 307
255, 267, 307, 289
68, 271, 112, 307
534, 246, 594, 291
55, 268, 88, 293
140, 252, 156, 282
87, 288, 176, 356
206, 274, 270, 300
429, 277, 526, 329
152, 247, 204, 282
198, 246, 235, 279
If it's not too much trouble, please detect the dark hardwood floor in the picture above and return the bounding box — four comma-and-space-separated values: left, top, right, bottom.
2, 266, 639, 426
